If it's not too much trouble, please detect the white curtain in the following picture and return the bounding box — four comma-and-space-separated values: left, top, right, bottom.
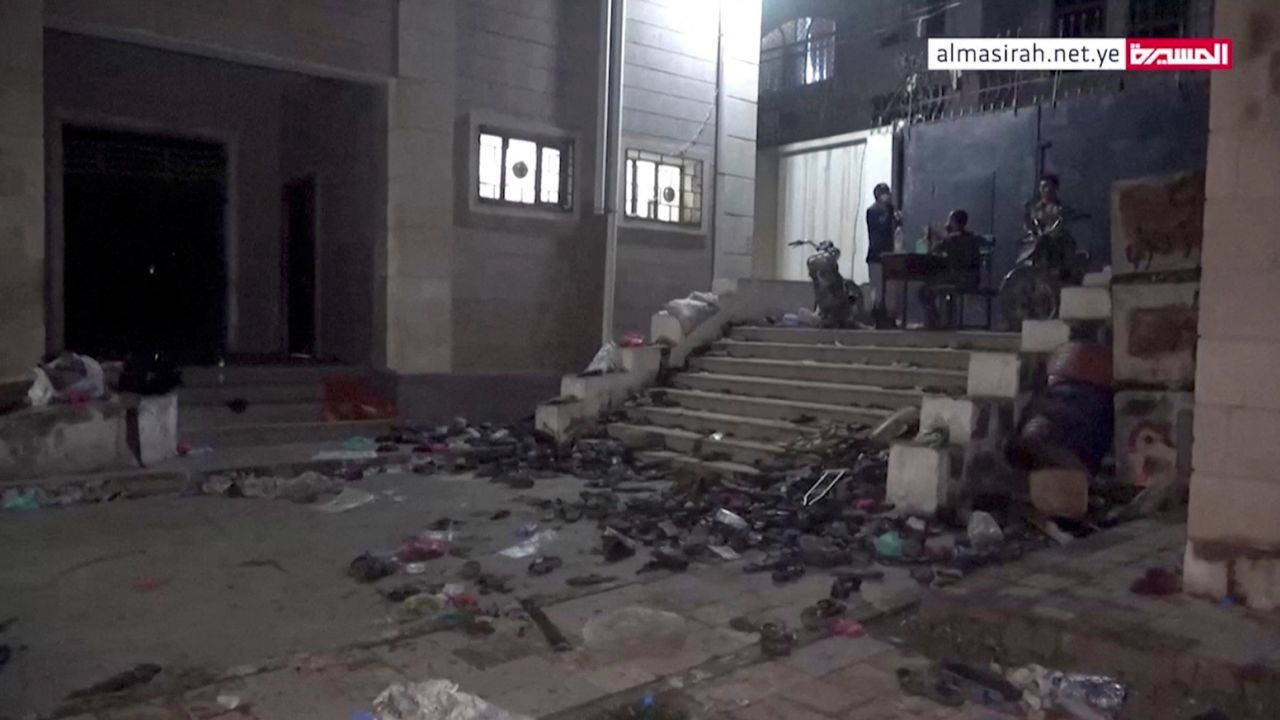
776, 142, 866, 284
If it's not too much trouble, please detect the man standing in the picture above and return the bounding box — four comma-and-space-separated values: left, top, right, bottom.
865, 183, 901, 328
919, 209, 983, 328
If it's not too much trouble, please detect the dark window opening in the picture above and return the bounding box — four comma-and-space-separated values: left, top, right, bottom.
1129, 0, 1188, 37
63, 126, 227, 365
1055, 0, 1107, 38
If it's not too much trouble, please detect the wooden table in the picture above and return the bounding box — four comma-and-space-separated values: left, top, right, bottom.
878, 252, 949, 329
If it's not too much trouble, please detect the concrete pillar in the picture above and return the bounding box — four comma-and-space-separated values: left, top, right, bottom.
712, 0, 761, 284
0, 1, 45, 381
1185, 0, 1280, 609
378, 0, 456, 373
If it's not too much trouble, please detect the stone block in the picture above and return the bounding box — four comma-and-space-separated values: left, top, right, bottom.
1111, 171, 1204, 277
1021, 319, 1070, 353
534, 398, 592, 442
919, 396, 978, 446
887, 441, 951, 515
1189, 473, 1280, 548
1082, 267, 1112, 287
650, 310, 684, 346
1059, 286, 1112, 321
134, 393, 177, 466
1113, 282, 1198, 389
0, 401, 132, 476
967, 352, 1021, 398
1114, 391, 1193, 488
619, 345, 662, 377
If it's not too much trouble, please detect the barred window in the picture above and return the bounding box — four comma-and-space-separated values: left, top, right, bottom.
1129, 0, 1188, 37
624, 150, 703, 226
1055, 0, 1107, 38
477, 129, 573, 211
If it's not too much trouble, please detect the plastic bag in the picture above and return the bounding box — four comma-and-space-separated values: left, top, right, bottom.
498, 529, 558, 558
372, 681, 531, 720
665, 293, 719, 334
582, 342, 624, 376
967, 511, 1005, 552
27, 368, 54, 407
41, 353, 105, 401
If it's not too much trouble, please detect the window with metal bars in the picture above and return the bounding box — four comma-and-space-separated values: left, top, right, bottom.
624, 149, 703, 226
1054, 0, 1107, 38
477, 128, 573, 211
761, 17, 837, 93
1129, 0, 1188, 37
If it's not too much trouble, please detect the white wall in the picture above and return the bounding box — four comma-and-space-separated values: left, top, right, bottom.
766, 127, 894, 285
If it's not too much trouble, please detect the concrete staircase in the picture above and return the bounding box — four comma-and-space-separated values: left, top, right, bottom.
178, 365, 391, 448
608, 325, 1020, 473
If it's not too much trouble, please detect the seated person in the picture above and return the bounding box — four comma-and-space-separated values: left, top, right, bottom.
919, 209, 983, 328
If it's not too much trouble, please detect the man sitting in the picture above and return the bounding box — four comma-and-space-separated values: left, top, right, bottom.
919, 209, 983, 329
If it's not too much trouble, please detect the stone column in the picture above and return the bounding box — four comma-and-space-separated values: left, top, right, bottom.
378, 0, 456, 373
712, 0, 762, 283
1184, 0, 1280, 609
0, 1, 45, 381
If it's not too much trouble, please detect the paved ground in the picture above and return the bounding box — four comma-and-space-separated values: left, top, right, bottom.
3, 469, 1271, 720
0, 468, 662, 716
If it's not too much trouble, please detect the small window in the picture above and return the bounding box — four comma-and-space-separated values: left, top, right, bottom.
1054, 0, 1106, 38
477, 129, 573, 210
1129, 0, 1188, 38
761, 17, 836, 93
624, 150, 703, 226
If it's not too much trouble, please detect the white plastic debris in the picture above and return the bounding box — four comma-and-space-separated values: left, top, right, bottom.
665, 292, 719, 334
497, 529, 558, 558
27, 367, 53, 407
372, 680, 531, 720
312, 487, 377, 513
582, 342, 624, 375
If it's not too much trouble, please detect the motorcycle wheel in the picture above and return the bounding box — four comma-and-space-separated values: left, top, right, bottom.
999, 265, 1059, 329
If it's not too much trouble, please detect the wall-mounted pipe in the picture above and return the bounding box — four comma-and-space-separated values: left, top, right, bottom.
599, 0, 626, 344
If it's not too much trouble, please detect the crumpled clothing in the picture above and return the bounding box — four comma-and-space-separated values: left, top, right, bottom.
372, 681, 531, 720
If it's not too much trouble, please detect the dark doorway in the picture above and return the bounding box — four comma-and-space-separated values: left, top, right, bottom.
282, 177, 317, 357
63, 126, 228, 365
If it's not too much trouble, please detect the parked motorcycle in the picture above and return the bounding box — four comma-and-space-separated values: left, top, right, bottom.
998, 215, 1089, 328
788, 239, 864, 328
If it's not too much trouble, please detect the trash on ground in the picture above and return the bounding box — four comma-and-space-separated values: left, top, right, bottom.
759, 620, 796, 657
519, 598, 571, 652
350, 553, 399, 583
1005, 663, 1126, 719
966, 511, 1005, 552
498, 529, 558, 559
67, 663, 162, 699
397, 534, 449, 562
827, 618, 865, 637
527, 556, 563, 576
1130, 566, 1180, 596
216, 695, 241, 710
371, 680, 531, 720
314, 487, 378, 513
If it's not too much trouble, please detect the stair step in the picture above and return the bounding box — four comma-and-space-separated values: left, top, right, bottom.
674, 372, 925, 410
710, 339, 971, 370
180, 384, 325, 405
181, 365, 362, 387
729, 326, 1019, 352
607, 422, 785, 466
181, 419, 393, 448
637, 450, 760, 478
689, 356, 967, 391
624, 406, 816, 443
653, 388, 889, 426
180, 402, 323, 430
